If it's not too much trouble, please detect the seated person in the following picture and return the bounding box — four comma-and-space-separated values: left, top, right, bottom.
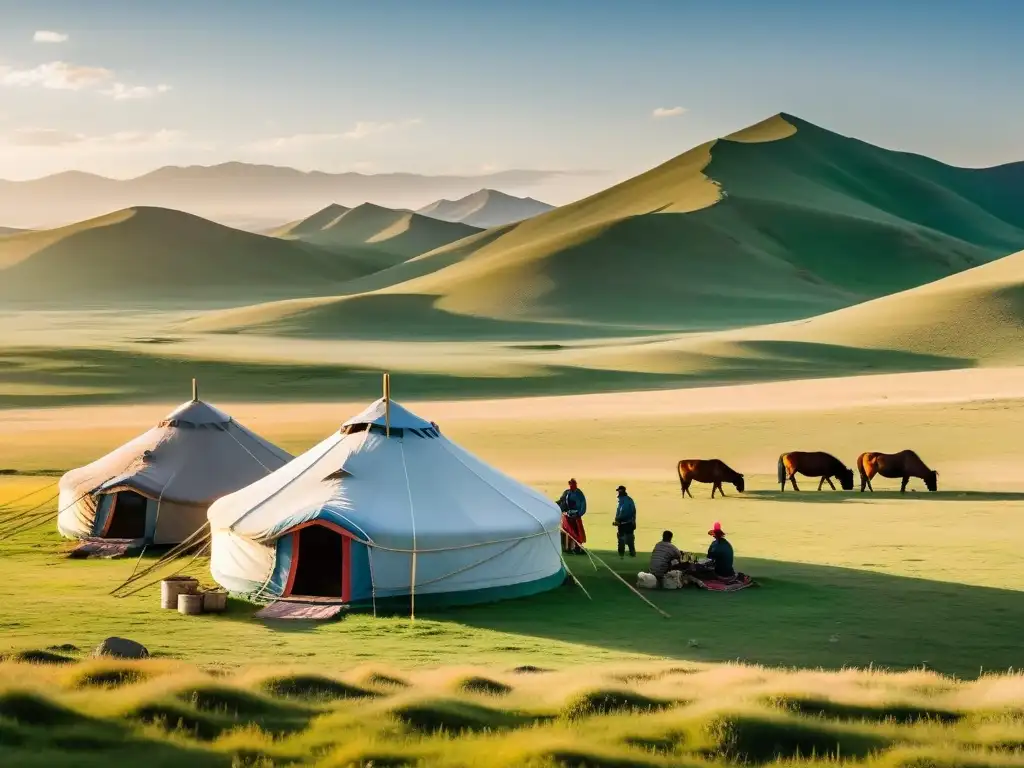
706, 521, 736, 579
649, 530, 684, 585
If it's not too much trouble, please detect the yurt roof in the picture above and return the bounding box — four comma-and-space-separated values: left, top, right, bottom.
342, 397, 435, 431
159, 399, 232, 427
59, 397, 292, 507
208, 397, 559, 549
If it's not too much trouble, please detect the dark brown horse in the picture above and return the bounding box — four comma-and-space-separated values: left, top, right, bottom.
778, 451, 855, 492
678, 459, 745, 499
857, 450, 938, 493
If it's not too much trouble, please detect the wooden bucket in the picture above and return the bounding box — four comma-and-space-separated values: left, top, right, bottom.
177, 592, 204, 616
202, 589, 228, 613
161, 576, 198, 609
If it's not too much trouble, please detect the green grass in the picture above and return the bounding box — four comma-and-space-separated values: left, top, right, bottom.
2, 393, 1023, 677
3, 657, 1024, 766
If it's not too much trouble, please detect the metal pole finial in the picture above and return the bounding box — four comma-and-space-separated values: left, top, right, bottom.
383, 372, 391, 437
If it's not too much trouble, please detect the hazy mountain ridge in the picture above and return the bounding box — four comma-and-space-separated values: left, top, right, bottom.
273, 202, 481, 265
0, 206, 383, 305
417, 189, 553, 227
0, 164, 573, 229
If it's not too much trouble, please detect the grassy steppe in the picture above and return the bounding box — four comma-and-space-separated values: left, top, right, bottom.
4, 656, 1024, 767
2, 379, 1022, 677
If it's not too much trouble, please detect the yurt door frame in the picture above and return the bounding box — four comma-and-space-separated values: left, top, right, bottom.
283, 521, 352, 602
99, 491, 151, 540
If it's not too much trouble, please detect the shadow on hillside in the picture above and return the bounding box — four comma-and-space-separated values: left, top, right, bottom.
428, 553, 1024, 678
0, 340, 966, 409
746, 489, 1024, 503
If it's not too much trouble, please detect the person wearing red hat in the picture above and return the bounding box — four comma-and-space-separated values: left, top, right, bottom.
706, 522, 735, 578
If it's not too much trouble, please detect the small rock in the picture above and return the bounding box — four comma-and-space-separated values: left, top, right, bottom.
688, 639, 699, 648
829, 634, 840, 643
92, 637, 149, 659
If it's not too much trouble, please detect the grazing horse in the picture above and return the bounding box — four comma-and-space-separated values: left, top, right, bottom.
777, 451, 855, 492
678, 459, 745, 499
857, 450, 938, 493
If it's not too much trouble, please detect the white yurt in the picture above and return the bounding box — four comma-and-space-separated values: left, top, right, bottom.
207, 388, 566, 608
58, 387, 292, 545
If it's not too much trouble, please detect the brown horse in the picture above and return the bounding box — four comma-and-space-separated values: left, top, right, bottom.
778, 451, 855, 492
857, 450, 938, 493
678, 459, 745, 499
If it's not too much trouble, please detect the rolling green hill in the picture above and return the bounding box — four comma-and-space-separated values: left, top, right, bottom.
543, 247, 1024, 384
189, 113, 1024, 339
782, 246, 1024, 364
0, 207, 381, 306
273, 202, 482, 266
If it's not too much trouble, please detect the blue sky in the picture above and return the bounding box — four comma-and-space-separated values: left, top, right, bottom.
0, 0, 1021, 202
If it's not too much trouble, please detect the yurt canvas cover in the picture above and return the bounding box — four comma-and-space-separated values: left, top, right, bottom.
207, 398, 565, 607
58, 398, 292, 545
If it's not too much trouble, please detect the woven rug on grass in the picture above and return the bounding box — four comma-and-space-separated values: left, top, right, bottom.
684, 572, 757, 592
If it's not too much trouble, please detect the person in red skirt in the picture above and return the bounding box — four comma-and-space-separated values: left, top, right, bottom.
556, 478, 587, 554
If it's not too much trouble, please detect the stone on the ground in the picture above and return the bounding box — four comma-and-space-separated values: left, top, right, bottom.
92, 637, 149, 659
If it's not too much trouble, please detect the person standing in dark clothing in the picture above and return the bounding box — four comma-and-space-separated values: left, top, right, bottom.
613, 485, 636, 558
557, 478, 587, 554
706, 521, 735, 578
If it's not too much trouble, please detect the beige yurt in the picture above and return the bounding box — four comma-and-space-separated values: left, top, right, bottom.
58, 389, 292, 545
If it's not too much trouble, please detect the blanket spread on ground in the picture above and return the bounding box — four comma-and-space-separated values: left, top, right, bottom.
684, 572, 756, 592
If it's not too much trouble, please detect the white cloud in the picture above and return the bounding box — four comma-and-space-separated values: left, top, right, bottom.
33, 30, 69, 43
0, 61, 113, 90
245, 118, 423, 152
342, 118, 421, 139
0, 61, 170, 98
1, 127, 184, 150
652, 106, 686, 118
100, 82, 172, 100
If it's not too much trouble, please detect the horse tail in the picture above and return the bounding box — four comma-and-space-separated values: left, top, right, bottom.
677, 461, 686, 497
777, 454, 787, 485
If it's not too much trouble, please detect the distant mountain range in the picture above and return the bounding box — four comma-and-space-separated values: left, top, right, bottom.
0, 206, 381, 304
273, 202, 482, 266
3, 113, 1024, 351
0, 164, 571, 229
416, 189, 553, 228
183, 112, 1024, 340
